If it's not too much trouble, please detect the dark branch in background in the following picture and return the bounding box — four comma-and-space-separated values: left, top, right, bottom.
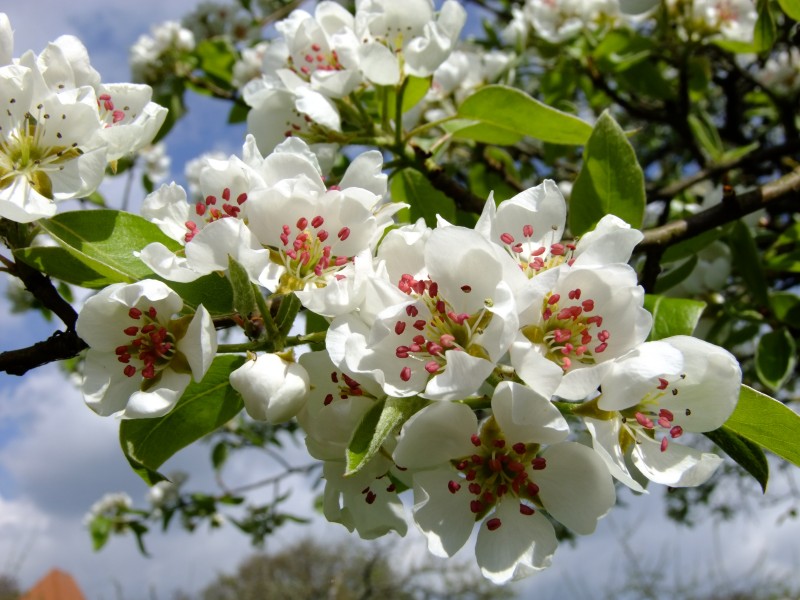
0, 258, 87, 376
638, 165, 800, 251
412, 145, 486, 213
648, 139, 800, 201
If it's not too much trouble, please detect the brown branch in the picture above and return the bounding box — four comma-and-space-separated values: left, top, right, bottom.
637, 166, 800, 251
649, 139, 800, 201
412, 146, 486, 213
0, 256, 87, 376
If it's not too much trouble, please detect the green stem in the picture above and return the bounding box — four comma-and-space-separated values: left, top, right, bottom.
217, 341, 264, 353
285, 330, 327, 347
404, 115, 461, 142
394, 76, 409, 150
457, 395, 492, 410
254, 284, 282, 351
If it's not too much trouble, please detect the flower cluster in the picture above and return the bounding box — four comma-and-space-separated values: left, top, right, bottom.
239, 0, 466, 157
0, 13, 166, 223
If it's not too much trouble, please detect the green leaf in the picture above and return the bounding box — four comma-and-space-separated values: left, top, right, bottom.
770, 292, 800, 324
167, 274, 235, 318
753, 0, 777, 52
275, 292, 301, 337
455, 85, 592, 146
644, 295, 706, 340
305, 310, 329, 352
727, 220, 769, 306
346, 396, 427, 476
120, 355, 245, 485
38, 210, 179, 285
723, 385, 800, 471
196, 39, 236, 87
228, 256, 257, 319
778, 0, 800, 19
569, 111, 646, 235
89, 516, 112, 551
755, 328, 797, 391
688, 112, 724, 161
704, 426, 769, 492
391, 168, 456, 228
13, 246, 118, 288
653, 255, 698, 294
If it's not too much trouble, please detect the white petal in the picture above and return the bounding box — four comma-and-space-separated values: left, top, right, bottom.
584, 417, 646, 493
411, 467, 475, 557
535, 442, 616, 535
358, 43, 400, 85
491, 381, 569, 444
394, 402, 477, 470
229, 354, 310, 423
475, 502, 557, 584
633, 435, 723, 487
180, 305, 217, 381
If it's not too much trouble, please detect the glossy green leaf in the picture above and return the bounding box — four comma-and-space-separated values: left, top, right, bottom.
38, 210, 179, 285
569, 111, 646, 235
120, 355, 245, 485
704, 426, 769, 492
455, 85, 592, 146
753, 0, 777, 52
13, 246, 117, 288
644, 295, 706, 340
653, 255, 698, 294
688, 112, 723, 161
723, 385, 800, 470
755, 328, 797, 391
391, 168, 456, 228
346, 396, 427, 476
770, 292, 800, 324
778, 0, 800, 19
727, 220, 769, 306
167, 274, 235, 318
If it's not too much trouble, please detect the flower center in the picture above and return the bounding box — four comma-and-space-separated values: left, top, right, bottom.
0, 108, 83, 198
323, 370, 378, 405
521, 287, 609, 371
288, 42, 344, 79
392, 274, 493, 382
496, 224, 574, 278
446, 417, 542, 530
97, 93, 127, 126
114, 306, 177, 381
273, 214, 351, 291
186, 186, 248, 242
621, 374, 688, 452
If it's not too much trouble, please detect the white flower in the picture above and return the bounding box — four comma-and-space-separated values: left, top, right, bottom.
692, 0, 757, 43
511, 262, 652, 401
0, 65, 107, 223
393, 384, 615, 583
297, 351, 408, 539
229, 353, 310, 423
271, 2, 362, 98
354, 0, 466, 84
328, 226, 529, 400
138, 142, 170, 184
758, 47, 800, 96
585, 335, 741, 490
245, 142, 396, 314
76, 280, 217, 419
243, 75, 341, 158
84, 492, 132, 524
139, 141, 273, 285
130, 21, 195, 82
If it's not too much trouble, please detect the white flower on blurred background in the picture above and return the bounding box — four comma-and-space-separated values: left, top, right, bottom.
76, 279, 217, 419
0, 65, 107, 223
585, 335, 741, 491
393, 385, 615, 583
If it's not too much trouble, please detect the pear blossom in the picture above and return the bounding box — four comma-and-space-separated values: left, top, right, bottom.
328, 225, 531, 400
242, 75, 341, 160
245, 143, 398, 314
229, 353, 310, 422
17, 35, 166, 160
297, 351, 408, 538
76, 279, 217, 419
130, 20, 195, 83
523, 0, 620, 44
585, 335, 741, 490
511, 262, 652, 401
138, 141, 273, 285
354, 0, 467, 84
393, 383, 615, 583
268, 2, 362, 98
0, 65, 107, 223
757, 47, 800, 96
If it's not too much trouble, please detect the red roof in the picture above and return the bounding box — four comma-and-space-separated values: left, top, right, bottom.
20, 569, 86, 600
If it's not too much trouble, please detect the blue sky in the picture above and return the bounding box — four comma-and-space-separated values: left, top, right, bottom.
1, 1, 800, 598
